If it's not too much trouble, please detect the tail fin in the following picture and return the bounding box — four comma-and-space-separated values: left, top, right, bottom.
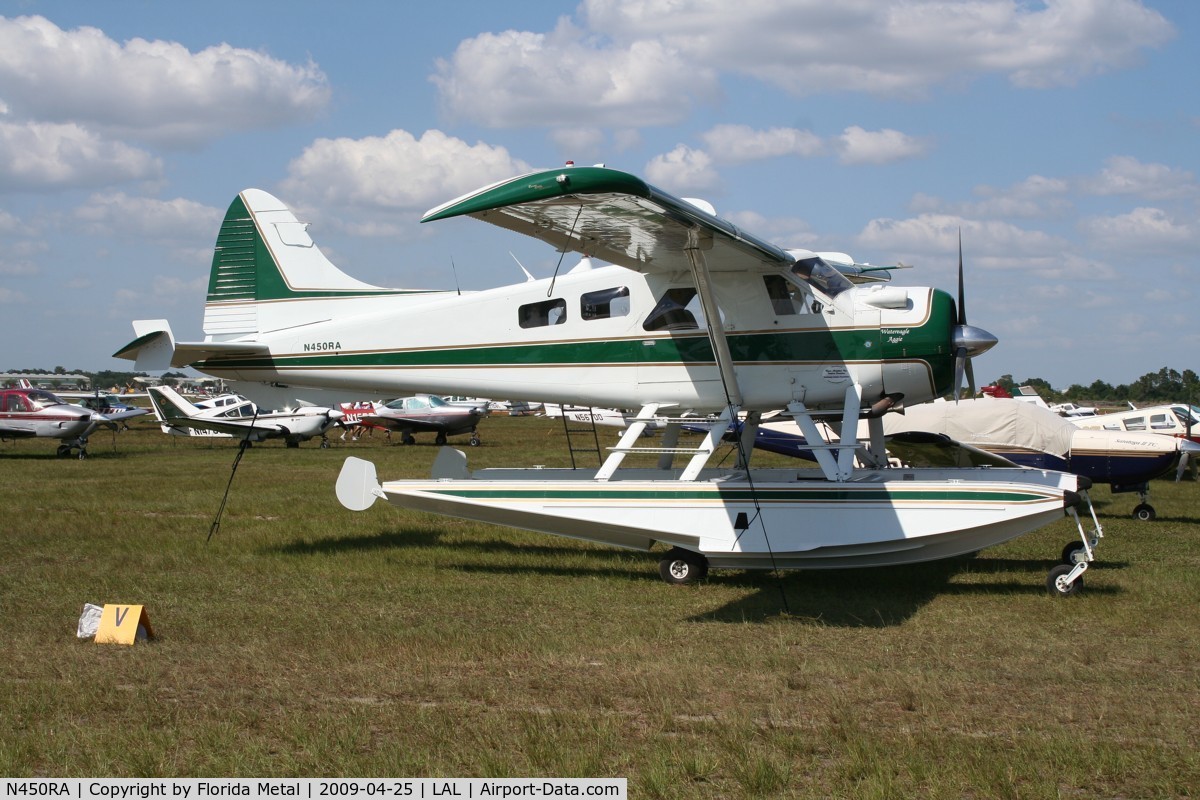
146, 385, 199, 425
204, 189, 400, 338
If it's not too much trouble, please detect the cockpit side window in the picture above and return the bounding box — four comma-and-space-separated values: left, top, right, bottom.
791, 255, 853, 298
643, 288, 700, 332
763, 274, 811, 315
581, 287, 630, 320
518, 298, 567, 329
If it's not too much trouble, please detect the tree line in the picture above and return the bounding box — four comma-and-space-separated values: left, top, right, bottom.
987, 367, 1199, 406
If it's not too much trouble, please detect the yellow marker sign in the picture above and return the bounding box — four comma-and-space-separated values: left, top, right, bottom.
94, 604, 155, 645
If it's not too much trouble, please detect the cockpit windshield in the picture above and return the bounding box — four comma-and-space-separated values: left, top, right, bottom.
26, 390, 65, 410
1172, 405, 1200, 428
790, 255, 853, 298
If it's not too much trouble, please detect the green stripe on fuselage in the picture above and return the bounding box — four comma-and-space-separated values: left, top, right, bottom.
194, 326, 904, 371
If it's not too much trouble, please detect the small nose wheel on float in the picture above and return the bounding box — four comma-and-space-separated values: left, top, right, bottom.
1049, 496, 1103, 597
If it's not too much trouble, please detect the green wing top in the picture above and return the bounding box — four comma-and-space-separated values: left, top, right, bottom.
422, 166, 795, 275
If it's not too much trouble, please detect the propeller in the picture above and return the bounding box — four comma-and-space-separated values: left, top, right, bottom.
1179, 414, 1199, 481
951, 230, 998, 400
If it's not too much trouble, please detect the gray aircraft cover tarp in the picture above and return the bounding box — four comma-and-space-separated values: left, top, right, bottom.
877, 398, 1076, 458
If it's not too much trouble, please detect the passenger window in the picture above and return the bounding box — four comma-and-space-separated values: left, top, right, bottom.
581, 287, 630, 320
1124, 417, 1146, 431
643, 288, 700, 332
763, 275, 808, 316
1150, 414, 1172, 429
519, 298, 567, 328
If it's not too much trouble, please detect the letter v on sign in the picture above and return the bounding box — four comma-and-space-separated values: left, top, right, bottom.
94, 604, 155, 645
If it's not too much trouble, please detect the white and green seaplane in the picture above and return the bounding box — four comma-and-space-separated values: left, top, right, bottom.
116, 165, 1097, 594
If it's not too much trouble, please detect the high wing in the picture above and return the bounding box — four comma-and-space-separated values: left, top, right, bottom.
147, 386, 283, 438
422, 166, 796, 276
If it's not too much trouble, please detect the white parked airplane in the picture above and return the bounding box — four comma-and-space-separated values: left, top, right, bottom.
117, 166, 1096, 594
147, 386, 345, 448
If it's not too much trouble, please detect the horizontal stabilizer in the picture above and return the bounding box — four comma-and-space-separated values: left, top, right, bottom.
114, 319, 268, 370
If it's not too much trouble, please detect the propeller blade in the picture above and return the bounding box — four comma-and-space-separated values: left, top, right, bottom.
949, 232, 995, 401
953, 349, 966, 401
957, 229, 966, 326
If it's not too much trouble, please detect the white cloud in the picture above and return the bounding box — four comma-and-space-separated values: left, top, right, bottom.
281, 129, 531, 217
855, 212, 1108, 279
836, 126, 928, 165
1081, 155, 1197, 201
582, 0, 1174, 97
112, 275, 208, 307
431, 18, 718, 128
548, 127, 607, 161
74, 193, 222, 239
700, 124, 824, 163
0, 15, 330, 146
0, 258, 38, 277
644, 145, 718, 193
0, 287, 27, 303
0, 121, 161, 190
915, 175, 1072, 219
1079, 207, 1195, 253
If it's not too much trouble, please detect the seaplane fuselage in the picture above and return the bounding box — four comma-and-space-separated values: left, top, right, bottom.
187, 258, 956, 414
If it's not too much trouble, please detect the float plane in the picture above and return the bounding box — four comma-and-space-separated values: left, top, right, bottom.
116, 165, 1097, 594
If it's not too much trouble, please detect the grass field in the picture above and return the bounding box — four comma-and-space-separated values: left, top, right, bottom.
2, 415, 1198, 797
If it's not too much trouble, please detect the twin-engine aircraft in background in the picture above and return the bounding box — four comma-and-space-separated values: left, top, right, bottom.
117, 164, 1098, 595
147, 386, 345, 448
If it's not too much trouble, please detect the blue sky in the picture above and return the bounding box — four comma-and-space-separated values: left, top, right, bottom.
1, 0, 1196, 390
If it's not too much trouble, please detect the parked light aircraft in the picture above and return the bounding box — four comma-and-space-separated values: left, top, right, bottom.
71, 393, 151, 428
541, 402, 669, 430
117, 166, 1097, 594
0, 386, 110, 458
360, 394, 487, 445
147, 386, 345, 447
1070, 402, 1200, 442
983, 384, 1098, 417
738, 397, 1198, 525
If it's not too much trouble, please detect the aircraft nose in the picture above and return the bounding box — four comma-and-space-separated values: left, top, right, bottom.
952, 324, 998, 358
1179, 438, 1200, 453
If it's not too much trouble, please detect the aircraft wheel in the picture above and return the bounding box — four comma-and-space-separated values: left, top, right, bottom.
1132, 503, 1156, 522
57, 445, 71, 458
435, 432, 448, 445
286, 440, 300, 449
658, 547, 708, 585
469, 435, 481, 447
78, 448, 87, 460
1061, 541, 1089, 566
320, 438, 330, 449
1046, 564, 1082, 597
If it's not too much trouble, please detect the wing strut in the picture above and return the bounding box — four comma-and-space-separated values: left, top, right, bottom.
683, 229, 743, 407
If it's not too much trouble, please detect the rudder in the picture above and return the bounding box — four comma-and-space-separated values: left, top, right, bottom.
203, 189, 396, 338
